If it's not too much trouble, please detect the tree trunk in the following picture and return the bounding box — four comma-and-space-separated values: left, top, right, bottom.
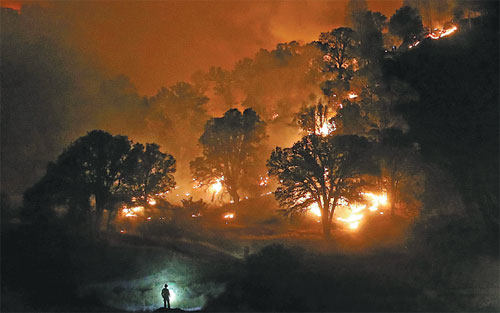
94, 210, 103, 239
106, 209, 115, 232
321, 205, 331, 239
322, 215, 331, 239
94, 193, 106, 239
228, 186, 240, 203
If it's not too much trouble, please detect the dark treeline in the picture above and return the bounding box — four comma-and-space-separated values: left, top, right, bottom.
1, 0, 499, 311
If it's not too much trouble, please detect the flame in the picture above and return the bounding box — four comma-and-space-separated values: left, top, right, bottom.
223, 212, 235, 219
121, 205, 144, 217
310, 202, 321, 217
362, 192, 387, 207
428, 25, 457, 40
348, 92, 358, 99
210, 177, 223, 194
316, 121, 336, 137
409, 40, 421, 49
259, 176, 269, 187
306, 192, 388, 230
148, 198, 156, 206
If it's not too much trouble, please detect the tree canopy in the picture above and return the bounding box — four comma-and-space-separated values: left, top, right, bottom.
389, 6, 425, 46
267, 134, 377, 238
191, 108, 266, 203
23, 130, 176, 236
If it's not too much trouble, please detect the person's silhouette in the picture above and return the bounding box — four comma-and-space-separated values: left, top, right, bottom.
161, 284, 170, 309
161, 284, 171, 309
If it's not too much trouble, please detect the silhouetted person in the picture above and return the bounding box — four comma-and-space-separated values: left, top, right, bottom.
162, 284, 171, 309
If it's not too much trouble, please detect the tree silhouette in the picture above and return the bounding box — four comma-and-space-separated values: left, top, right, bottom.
389, 6, 424, 47
267, 135, 377, 238
191, 108, 266, 203
352, 11, 387, 66
318, 27, 358, 80
23, 130, 176, 236
294, 101, 336, 136
123, 143, 176, 201
377, 129, 424, 217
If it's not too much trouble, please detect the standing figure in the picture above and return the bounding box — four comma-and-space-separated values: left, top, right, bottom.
161, 283, 171, 309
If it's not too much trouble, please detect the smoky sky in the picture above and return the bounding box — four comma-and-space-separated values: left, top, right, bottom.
1, 0, 405, 203
11, 1, 402, 95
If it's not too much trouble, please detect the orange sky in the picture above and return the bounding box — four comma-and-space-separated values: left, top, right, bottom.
3, 1, 402, 95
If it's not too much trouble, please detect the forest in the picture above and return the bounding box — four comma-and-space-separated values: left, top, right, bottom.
1, 0, 498, 312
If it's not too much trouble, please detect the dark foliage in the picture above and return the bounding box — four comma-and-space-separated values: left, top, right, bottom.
384, 8, 499, 236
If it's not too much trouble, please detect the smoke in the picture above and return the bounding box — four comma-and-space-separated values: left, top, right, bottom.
1, 1, 407, 204
0, 6, 148, 203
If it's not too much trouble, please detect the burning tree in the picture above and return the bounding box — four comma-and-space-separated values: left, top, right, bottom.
267, 134, 378, 238
295, 101, 336, 137
191, 108, 266, 203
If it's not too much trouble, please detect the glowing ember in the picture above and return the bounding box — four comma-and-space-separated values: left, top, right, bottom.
316, 121, 336, 137
121, 205, 144, 217
259, 176, 269, 187
132, 206, 144, 213
363, 192, 387, 207
408, 40, 421, 49
210, 177, 223, 194
428, 25, 458, 40
348, 92, 358, 99
223, 212, 235, 219
307, 191, 388, 230
148, 198, 156, 206
310, 202, 321, 217
349, 221, 360, 229
122, 208, 137, 217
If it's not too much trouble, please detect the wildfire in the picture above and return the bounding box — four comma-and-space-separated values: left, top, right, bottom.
362, 192, 387, 212
148, 197, 157, 206
307, 192, 388, 230
259, 176, 269, 187
316, 121, 336, 137
121, 205, 144, 218
337, 213, 364, 229
223, 212, 235, 219
209, 177, 223, 194
410, 25, 458, 49
348, 92, 358, 99
310, 202, 321, 217
428, 25, 458, 40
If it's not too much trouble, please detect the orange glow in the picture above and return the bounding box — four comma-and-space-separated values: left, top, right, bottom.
121, 205, 144, 217
1, 1, 22, 13
148, 197, 157, 206
316, 120, 336, 137
428, 25, 458, 40
210, 177, 224, 194
310, 202, 321, 217
223, 212, 235, 219
307, 191, 389, 230
348, 92, 358, 99
408, 40, 421, 49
